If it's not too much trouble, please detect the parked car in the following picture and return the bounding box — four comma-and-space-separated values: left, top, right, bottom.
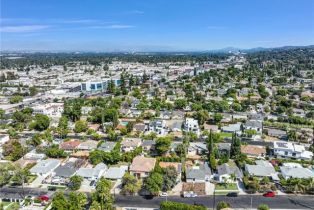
159, 192, 168, 197
263, 191, 276, 197
183, 191, 197, 198
226, 192, 238, 197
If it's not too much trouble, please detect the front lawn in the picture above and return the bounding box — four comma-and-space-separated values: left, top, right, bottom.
219, 132, 233, 138
215, 183, 238, 191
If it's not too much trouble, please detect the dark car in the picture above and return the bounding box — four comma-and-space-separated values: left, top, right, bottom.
226, 192, 238, 197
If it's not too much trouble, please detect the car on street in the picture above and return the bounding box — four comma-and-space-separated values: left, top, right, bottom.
159, 192, 168, 197
263, 191, 276, 197
226, 192, 238, 197
183, 191, 197, 198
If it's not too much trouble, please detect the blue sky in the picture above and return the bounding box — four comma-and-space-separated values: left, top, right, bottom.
1, 0, 314, 51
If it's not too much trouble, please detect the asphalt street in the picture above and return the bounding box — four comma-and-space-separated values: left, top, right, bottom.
114, 195, 314, 209
1, 187, 313, 209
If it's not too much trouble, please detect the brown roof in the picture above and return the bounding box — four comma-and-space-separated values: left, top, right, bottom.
241, 145, 266, 156
71, 151, 89, 158
130, 156, 156, 173
159, 162, 182, 173
121, 138, 142, 147
60, 140, 80, 150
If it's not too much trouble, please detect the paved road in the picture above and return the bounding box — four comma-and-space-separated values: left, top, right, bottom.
1, 187, 313, 209
114, 195, 314, 209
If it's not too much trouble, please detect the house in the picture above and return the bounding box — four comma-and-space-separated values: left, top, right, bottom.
0, 135, 9, 145
217, 143, 231, 157
245, 120, 263, 135
184, 118, 200, 137
24, 149, 45, 160
53, 160, 80, 178
188, 142, 208, 156
60, 139, 81, 151
30, 159, 61, 176
121, 137, 142, 152
142, 140, 156, 152
267, 128, 287, 140
159, 110, 172, 119
103, 165, 128, 180
129, 156, 156, 179
172, 110, 185, 119
159, 162, 182, 181
133, 123, 146, 133
241, 145, 266, 158
32, 103, 64, 117
167, 120, 183, 132
186, 162, 212, 183
280, 163, 314, 180
245, 160, 276, 178
204, 124, 219, 133
76, 163, 108, 181
273, 141, 313, 160
77, 140, 98, 150
216, 163, 243, 182
221, 123, 241, 133
147, 119, 167, 135
98, 141, 116, 152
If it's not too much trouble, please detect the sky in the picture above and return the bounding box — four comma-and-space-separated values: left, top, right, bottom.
1, 0, 314, 52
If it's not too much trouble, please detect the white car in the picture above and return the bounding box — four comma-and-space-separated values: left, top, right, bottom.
159, 192, 168, 197
183, 191, 197, 198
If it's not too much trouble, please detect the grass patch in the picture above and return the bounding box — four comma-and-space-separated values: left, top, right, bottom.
219, 132, 233, 138
215, 183, 238, 191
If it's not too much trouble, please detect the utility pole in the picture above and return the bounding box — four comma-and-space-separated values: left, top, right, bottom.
212, 189, 216, 210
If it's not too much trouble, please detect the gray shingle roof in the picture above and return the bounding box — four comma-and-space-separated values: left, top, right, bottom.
217, 163, 243, 178
186, 163, 211, 180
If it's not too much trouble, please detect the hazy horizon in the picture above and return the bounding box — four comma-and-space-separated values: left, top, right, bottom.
1, 0, 314, 51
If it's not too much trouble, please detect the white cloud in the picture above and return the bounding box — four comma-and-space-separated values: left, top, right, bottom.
0, 25, 50, 33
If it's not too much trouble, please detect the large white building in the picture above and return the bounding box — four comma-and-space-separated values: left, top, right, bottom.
273, 141, 313, 160
32, 103, 64, 117
81, 78, 121, 92
184, 118, 200, 137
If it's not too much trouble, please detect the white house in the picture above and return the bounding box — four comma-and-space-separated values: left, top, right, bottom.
273, 141, 313, 160
32, 103, 64, 117
30, 159, 61, 177
184, 118, 200, 137
0, 135, 9, 145
280, 163, 314, 180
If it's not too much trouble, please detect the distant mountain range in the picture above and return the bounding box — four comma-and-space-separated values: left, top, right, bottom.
1, 45, 314, 55
207, 45, 314, 53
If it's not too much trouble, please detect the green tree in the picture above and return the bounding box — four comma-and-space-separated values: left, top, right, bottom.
29, 86, 38, 96
216, 201, 230, 210
258, 204, 270, 210
74, 120, 88, 133
145, 172, 163, 195
69, 175, 83, 191
51, 192, 68, 210
194, 110, 209, 125
230, 132, 241, 159
68, 192, 87, 210
174, 99, 187, 109
0, 108, 5, 119
9, 95, 23, 104
94, 177, 113, 210
160, 201, 207, 210
121, 172, 141, 195
162, 166, 178, 191
213, 113, 223, 124
31, 114, 50, 131
2, 140, 25, 161
209, 153, 217, 170
155, 137, 172, 156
